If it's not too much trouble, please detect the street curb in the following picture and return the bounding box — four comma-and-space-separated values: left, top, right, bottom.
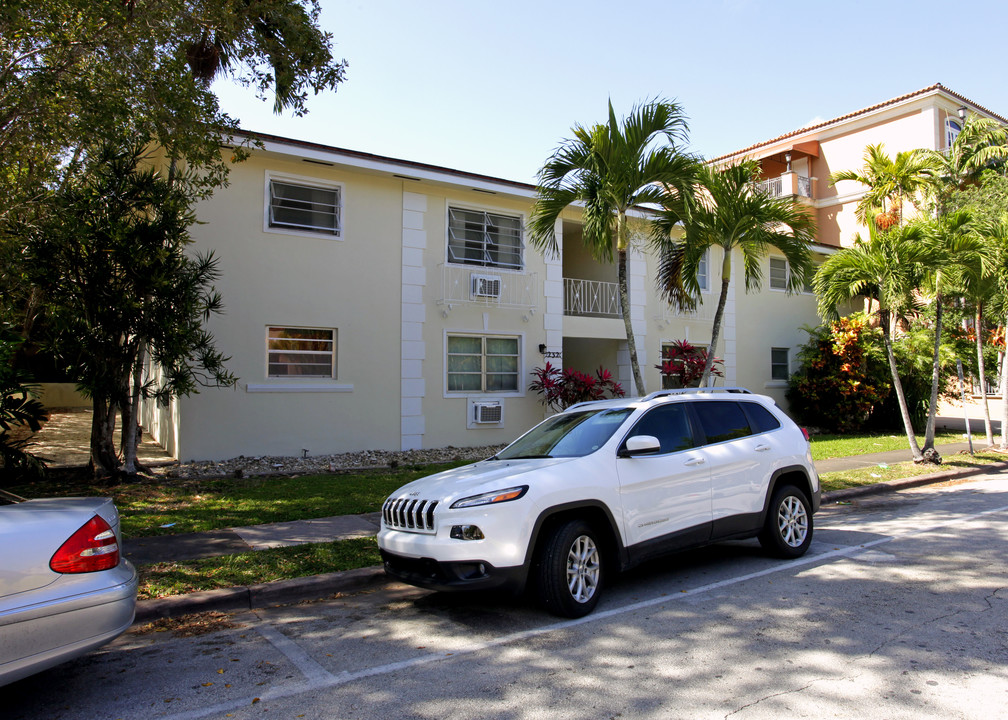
133, 459, 1008, 624
134, 566, 388, 624
821, 459, 1008, 503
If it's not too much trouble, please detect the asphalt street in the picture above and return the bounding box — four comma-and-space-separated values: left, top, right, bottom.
4, 471, 1008, 720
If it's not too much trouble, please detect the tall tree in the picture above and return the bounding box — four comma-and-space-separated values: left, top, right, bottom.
919, 114, 1008, 207
916, 210, 983, 460
652, 160, 816, 387
814, 220, 935, 461
913, 115, 1008, 457
1, 0, 345, 475
528, 99, 697, 396
22, 143, 236, 477
829, 144, 932, 227
952, 173, 1008, 450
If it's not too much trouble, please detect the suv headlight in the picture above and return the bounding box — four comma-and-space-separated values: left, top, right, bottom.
450, 486, 528, 509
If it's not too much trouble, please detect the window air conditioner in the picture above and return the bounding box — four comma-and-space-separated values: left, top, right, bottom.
473, 401, 503, 424
470, 273, 502, 300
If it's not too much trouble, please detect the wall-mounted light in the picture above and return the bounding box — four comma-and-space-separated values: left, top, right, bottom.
784, 151, 792, 173
958, 105, 967, 122
538, 343, 547, 354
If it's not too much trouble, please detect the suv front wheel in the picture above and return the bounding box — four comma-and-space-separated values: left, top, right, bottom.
759, 484, 813, 558
536, 519, 604, 618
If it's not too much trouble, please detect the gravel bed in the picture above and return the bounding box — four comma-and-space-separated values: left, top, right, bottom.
153, 444, 507, 479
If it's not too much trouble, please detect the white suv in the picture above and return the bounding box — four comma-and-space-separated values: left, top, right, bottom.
377, 389, 820, 617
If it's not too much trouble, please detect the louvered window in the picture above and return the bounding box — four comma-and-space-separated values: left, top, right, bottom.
269, 180, 341, 236
447, 207, 523, 270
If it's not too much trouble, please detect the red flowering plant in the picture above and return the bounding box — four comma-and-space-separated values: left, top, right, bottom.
655, 340, 722, 388
529, 362, 626, 412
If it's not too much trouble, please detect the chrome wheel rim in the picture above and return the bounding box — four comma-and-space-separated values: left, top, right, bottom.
566, 535, 600, 604
777, 496, 809, 547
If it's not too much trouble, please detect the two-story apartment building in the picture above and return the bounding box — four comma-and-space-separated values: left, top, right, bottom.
141, 84, 1004, 461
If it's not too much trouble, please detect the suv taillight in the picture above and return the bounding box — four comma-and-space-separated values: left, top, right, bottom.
50, 515, 120, 573
801, 427, 810, 442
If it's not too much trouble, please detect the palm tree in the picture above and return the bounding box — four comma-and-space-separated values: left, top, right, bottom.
652, 159, 816, 387
814, 220, 935, 461
913, 115, 1008, 456
829, 144, 932, 227
978, 215, 1008, 450
953, 231, 999, 446
918, 115, 1008, 207
529, 99, 697, 396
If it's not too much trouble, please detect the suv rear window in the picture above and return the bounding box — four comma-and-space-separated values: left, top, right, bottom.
741, 402, 782, 433
692, 401, 751, 444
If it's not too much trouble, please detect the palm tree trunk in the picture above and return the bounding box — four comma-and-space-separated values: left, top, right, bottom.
618, 247, 645, 396
882, 310, 923, 461
922, 286, 942, 456
975, 306, 994, 446
1002, 312, 1008, 450
700, 250, 731, 387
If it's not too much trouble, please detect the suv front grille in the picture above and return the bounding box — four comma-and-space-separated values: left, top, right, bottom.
382, 496, 439, 534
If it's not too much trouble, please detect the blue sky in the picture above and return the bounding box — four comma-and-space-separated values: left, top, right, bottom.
213, 0, 1008, 184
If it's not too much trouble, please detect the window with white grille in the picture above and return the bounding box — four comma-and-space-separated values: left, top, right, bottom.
267, 327, 336, 378
447, 207, 523, 270
267, 177, 341, 236
447, 334, 520, 393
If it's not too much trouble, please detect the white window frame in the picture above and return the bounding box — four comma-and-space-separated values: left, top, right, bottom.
264, 171, 344, 239
770, 347, 790, 382
769, 257, 814, 294
697, 249, 710, 292
444, 332, 524, 397
945, 117, 962, 149
446, 203, 525, 271
265, 326, 336, 379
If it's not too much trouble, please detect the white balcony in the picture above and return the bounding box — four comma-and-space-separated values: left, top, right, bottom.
756, 171, 813, 200
438, 264, 538, 310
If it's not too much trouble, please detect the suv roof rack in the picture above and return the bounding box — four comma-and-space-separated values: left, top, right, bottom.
641, 387, 753, 402
563, 386, 754, 413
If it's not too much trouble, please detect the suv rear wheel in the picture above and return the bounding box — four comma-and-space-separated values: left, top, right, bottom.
759, 484, 813, 558
536, 519, 604, 618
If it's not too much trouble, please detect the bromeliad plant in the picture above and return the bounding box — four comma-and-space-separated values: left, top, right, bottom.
655, 340, 722, 388
529, 363, 625, 412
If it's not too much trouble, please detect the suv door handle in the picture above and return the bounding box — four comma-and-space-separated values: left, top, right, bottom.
754, 444, 771, 452
684, 457, 706, 466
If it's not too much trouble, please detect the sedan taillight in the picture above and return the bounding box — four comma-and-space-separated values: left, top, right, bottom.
49, 515, 120, 573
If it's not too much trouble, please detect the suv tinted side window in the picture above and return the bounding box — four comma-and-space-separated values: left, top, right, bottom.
623, 403, 694, 454
692, 401, 751, 444
741, 402, 782, 434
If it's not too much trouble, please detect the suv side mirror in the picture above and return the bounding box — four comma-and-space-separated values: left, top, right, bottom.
620, 435, 661, 457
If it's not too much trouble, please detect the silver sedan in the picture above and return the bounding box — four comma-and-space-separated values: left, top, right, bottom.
0, 491, 138, 686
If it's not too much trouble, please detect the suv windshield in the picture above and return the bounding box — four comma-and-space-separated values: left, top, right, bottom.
497, 407, 633, 459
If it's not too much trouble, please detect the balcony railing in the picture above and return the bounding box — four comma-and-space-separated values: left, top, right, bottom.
756, 177, 783, 197
756, 173, 812, 199
438, 264, 538, 309
564, 278, 621, 318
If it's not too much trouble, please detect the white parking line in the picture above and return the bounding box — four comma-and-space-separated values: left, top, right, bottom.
165, 501, 1008, 720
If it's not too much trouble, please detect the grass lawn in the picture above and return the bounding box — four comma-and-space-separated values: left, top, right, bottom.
808, 430, 965, 461
137, 538, 381, 599
817, 448, 1007, 493
9, 461, 472, 538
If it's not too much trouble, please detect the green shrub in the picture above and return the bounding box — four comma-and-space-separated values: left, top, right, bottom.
787, 314, 890, 433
